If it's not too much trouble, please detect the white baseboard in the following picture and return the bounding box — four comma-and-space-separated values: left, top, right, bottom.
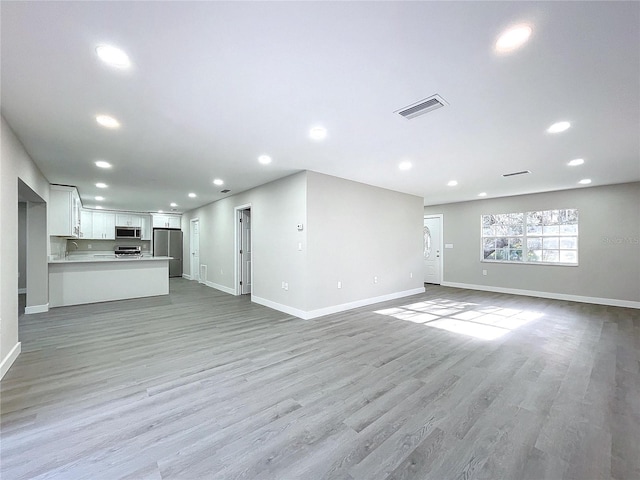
251, 296, 308, 318
253, 287, 427, 320
0, 342, 21, 379
18, 288, 26, 294
441, 282, 640, 309
182, 274, 192, 280
25, 303, 49, 314
205, 281, 236, 296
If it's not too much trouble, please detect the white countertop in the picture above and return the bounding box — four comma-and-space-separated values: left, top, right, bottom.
49, 255, 172, 264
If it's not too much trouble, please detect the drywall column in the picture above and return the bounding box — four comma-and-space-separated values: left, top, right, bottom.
18, 203, 27, 291
26, 201, 48, 312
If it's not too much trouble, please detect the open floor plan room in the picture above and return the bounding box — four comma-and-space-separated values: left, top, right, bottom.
1, 279, 638, 480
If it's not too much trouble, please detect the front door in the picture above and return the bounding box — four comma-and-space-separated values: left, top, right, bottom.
240, 209, 252, 294
190, 219, 200, 282
424, 215, 442, 284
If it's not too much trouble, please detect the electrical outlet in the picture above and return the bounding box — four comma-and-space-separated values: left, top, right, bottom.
337, 281, 342, 289
374, 276, 378, 284
410, 272, 413, 278
282, 281, 286, 289
482, 269, 487, 276
284, 282, 289, 291
88, 244, 92, 250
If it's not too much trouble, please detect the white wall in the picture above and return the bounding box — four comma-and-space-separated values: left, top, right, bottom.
182, 172, 309, 310
182, 170, 425, 318
305, 171, 425, 313
424, 182, 640, 307
1, 114, 50, 378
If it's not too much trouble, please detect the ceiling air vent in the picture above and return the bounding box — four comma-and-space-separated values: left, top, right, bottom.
221, 189, 231, 194
396, 94, 448, 120
502, 170, 531, 177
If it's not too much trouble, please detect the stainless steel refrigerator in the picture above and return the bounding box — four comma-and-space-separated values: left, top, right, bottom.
153, 228, 183, 277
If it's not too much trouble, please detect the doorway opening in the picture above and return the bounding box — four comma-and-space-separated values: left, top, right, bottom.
424, 214, 443, 285
234, 204, 252, 296
18, 179, 48, 315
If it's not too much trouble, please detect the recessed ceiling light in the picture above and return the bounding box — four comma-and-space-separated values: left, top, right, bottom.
309, 126, 327, 141
95, 160, 112, 169
495, 24, 533, 53
95, 115, 120, 129
547, 121, 570, 134
170, 202, 177, 207
568, 158, 584, 166
398, 161, 412, 171
95, 196, 104, 201
188, 192, 197, 198
213, 178, 224, 186
95, 206, 103, 210
447, 180, 458, 187
579, 178, 592, 185
95, 182, 108, 188
258, 155, 272, 165
158, 210, 164, 213
96, 44, 131, 69
478, 192, 487, 197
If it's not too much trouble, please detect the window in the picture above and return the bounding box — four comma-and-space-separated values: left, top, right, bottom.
482, 209, 578, 265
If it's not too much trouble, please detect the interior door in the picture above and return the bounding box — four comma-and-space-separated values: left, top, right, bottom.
240, 209, 252, 294
424, 215, 443, 284
191, 219, 200, 282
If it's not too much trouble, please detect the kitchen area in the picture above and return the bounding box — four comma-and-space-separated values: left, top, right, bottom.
48, 185, 183, 307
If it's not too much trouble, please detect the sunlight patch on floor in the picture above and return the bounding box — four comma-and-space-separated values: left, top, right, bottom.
375, 298, 544, 340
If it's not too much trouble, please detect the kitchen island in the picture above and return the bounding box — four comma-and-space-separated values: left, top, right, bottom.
49, 256, 172, 307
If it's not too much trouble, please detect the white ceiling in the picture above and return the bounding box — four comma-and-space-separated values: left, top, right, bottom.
2, 1, 639, 212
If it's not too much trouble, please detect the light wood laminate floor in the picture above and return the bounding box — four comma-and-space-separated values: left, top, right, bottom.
1, 279, 639, 479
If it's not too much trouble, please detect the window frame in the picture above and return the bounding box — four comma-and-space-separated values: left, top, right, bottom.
480, 208, 579, 266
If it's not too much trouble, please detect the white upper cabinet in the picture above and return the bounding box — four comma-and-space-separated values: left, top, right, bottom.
79, 210, 93, 239
115, 214, 142, 227
93, 212, 116, 239
51, 188, 163, 240
49, 185, 81, 237
152, 214, 181, 229
141, 215, 152, 240
78, 210, 116, 239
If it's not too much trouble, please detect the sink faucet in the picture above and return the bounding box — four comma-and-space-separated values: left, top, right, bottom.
65, 241, 79, 259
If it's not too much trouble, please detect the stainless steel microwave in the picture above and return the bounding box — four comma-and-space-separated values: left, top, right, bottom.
115, 226, 142, 239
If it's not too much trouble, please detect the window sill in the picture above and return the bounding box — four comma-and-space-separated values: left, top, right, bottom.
481, 260, 579, 267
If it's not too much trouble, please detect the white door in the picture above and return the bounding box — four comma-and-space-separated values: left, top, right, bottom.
240, 209, 252, 294
424, 215, 443, 284
190, 219, 200, 282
